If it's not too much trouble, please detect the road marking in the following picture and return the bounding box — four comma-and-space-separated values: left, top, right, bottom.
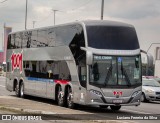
122, 108, 151, 114
0, 85, 5, 88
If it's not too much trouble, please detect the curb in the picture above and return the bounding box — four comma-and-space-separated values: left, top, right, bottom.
0, 106, 57, 114
0, 106, 129, 123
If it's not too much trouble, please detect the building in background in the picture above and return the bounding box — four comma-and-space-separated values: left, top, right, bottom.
154, 47, 160, 77
3, 26, 12, 65
0, 50, 4, 65
0, 50, 4, 75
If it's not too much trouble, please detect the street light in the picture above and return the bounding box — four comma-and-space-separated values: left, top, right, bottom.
25, 0, 28, 30
101, 0, 104, 20
33, 21, 36, 28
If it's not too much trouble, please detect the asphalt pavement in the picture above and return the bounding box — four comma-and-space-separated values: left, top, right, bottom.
0, 76, 160, 123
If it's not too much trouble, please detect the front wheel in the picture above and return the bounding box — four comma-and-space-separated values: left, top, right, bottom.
110, 105, 121, 111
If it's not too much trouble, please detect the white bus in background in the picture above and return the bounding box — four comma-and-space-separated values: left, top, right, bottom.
6, 20, 153, 110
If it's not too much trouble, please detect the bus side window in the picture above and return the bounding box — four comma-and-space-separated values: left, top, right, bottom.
24, 61, 30, 77
7, 62, 10, 72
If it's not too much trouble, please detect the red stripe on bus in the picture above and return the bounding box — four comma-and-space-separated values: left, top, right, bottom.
54, 80, 69, 84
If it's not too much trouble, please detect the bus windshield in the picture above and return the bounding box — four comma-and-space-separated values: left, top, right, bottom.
86, 26, 139, 50
89, 55, 141, 87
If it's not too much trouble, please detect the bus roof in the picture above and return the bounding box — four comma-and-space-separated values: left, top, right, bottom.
9, 20, 134, 34
82, 20, 133, 27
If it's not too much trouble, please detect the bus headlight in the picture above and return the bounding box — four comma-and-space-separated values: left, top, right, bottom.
131, 90, 141, 98
89, 89, 102, 97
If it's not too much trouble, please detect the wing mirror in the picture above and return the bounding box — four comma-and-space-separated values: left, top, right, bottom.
80, 47, 93, 65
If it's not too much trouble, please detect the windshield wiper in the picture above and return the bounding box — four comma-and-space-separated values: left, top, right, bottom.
104, 65, 112, 86
121, 63, 131, 87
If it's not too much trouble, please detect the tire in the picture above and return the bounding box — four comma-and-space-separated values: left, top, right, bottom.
19, 82, 25, 98
57, 86, 64, 106
141, 93, 148, 102
67, 88, 76, 109
99, 105, 108, 108
15, 83, 20, 97
110, 105, 121, 111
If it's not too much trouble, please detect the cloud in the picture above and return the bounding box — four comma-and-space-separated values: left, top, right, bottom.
0, 0, 160, 54
105, 0, 160, 19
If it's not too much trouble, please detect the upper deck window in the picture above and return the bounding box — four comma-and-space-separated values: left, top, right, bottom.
86, 26, 139, 50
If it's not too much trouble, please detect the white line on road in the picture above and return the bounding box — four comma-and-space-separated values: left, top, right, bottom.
0, 85, 5, 88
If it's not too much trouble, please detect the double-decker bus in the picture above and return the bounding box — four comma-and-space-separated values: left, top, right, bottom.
6, 20, 144, 110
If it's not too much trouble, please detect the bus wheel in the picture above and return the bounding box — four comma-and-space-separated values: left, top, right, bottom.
19, 82, 25, 98
57, 86, 64, 106
110, 105, 121, 111
67, 88, 75, 109
15, 83, 20, 97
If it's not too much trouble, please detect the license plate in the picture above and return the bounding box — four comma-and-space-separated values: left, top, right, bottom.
113, 99, 123, 103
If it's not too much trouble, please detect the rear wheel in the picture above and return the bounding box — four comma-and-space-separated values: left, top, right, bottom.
110, 105, 121, 111
15, 83, 20, 97
67, 88, 76, 109
57, 86, 64, 106
19, 82, 25, 98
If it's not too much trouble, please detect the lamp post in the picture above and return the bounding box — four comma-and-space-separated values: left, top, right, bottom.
25, 0, 28, 30
101, 0, 104, 20
52, 9, 58, 25
33, 21, 36, 28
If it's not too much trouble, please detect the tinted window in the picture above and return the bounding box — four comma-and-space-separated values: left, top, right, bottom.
46, 28, 56, 47
8, 24, 84, 49
37, 29, 48, 47
55, 24, 83, 46
24, 61, 71, 80
69, 25, 85, 64
89, 55, 141, 88
15, 33, 22, 48
87, 26, 139, 50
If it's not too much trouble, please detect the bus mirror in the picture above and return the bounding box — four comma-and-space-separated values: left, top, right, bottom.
80, 47, 93, 65
87, 51, 93, 65
140, 49, 153, 67
147, 53, 153, 67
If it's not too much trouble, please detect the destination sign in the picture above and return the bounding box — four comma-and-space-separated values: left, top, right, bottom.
94, 55, 112, 60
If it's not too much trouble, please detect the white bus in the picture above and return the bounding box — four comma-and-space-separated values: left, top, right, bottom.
6, 20, 149, 110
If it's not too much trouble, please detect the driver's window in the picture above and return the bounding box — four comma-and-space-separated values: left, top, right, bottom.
78, 53, 87, 88
92, 62, 99, 81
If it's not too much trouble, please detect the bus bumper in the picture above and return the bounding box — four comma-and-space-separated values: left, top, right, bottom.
85, 91, 141, 106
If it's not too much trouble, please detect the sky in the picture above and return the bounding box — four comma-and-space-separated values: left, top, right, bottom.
0, 0, 160, 61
